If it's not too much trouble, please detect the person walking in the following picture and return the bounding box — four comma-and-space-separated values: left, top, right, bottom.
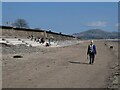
87, 40, 97, 64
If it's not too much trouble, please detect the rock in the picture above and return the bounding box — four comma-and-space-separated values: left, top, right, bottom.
47, 65, 50, 67
28, 78, 31, 81
2, 38, 5, 41
18, 39, 21, 41
13, 55, 23, 58
112, 76, 118, 85
110, 46, 113, 49
114, 72, 120, 76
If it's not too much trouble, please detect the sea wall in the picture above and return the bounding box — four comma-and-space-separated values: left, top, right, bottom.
0, 26, 75, 40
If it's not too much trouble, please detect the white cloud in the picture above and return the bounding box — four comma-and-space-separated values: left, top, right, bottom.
84, 21, 107, 27
115, 23, 120, 27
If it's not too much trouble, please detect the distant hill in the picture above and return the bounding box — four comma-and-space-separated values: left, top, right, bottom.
73, 29, 118, 39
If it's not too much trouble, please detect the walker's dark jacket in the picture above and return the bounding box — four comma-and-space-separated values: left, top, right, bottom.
87, 44, 97, 55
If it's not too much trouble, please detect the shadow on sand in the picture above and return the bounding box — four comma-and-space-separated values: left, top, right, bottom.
68, 61, 89, 65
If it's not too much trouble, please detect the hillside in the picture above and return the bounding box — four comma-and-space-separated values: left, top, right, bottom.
73, 29, 118, 39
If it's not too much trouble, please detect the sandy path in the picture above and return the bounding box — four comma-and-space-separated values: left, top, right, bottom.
2, 41, 116, 88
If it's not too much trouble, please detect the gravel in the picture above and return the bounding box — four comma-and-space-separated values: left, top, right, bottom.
1, 43, 46, 54
1, 40, 81, 54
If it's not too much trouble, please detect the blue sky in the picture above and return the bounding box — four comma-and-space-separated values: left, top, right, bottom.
2, 2, 118, 35
1, 0, 120, 2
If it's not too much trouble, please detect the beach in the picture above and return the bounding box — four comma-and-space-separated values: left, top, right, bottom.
2, 40, 119, 88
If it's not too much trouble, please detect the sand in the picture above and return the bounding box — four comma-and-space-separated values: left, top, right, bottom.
2, 40, 119, 88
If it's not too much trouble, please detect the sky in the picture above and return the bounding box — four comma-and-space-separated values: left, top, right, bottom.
2, 2, 118, 35
1, 0, 120, 2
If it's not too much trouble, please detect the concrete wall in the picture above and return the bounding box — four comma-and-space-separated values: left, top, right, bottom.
0, 26, 75, 40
